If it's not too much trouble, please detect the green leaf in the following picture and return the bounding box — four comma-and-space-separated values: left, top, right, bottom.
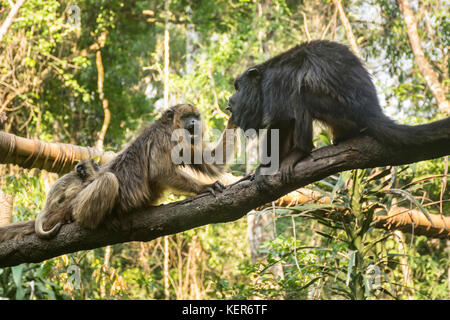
12, 265, 25, 300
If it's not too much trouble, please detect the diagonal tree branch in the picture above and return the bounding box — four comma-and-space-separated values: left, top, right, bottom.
0, 0, 26, 43
397, 0, 449, 115
332, 0, 361, 58
0, 124, 449, 267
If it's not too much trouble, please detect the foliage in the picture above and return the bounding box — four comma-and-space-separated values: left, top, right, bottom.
0, 0, 448, 300
217, 168, 449, 299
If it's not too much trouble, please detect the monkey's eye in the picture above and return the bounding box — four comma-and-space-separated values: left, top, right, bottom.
166, 109, 174, 119
247, 67, 260, 79
94, 163, 100, 171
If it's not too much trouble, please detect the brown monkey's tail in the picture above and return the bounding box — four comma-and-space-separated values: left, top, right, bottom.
35, 209, 62, 239
365, 116, 450, 147
71, 171, 119, 230
0, 220, 34, 242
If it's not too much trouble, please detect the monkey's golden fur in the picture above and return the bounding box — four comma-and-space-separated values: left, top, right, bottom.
0, 159, 100, 241
70, 104, 235, 230
0, 104, 236, 240
35, 159, 101, 238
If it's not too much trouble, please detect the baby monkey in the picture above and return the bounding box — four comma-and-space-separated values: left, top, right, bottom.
34, 159, 100, 239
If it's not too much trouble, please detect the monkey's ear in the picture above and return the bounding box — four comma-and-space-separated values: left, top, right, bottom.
247, 67, 261, 79
166, 109, 174, 120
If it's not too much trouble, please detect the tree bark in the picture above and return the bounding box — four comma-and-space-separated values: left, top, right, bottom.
0, 190, 13, 227
0, 131, 114, 173
397, 0, 449, 115
0, 128, 449, 267
94, 33, 111, 150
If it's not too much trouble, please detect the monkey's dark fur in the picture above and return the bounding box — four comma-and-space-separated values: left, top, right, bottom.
228, 40, 450, 183
0, 159, 100, 241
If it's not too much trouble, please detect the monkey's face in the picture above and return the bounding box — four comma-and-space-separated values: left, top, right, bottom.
76, 159, 100, 180
228, 67, 263, 131
165, 104, 204, 145
181, 112, 203, 145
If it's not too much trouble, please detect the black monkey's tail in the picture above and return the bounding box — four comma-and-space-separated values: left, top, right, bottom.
364, 116, 450, 147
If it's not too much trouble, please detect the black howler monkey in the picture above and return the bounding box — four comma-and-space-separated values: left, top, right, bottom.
228, 40, 450, 184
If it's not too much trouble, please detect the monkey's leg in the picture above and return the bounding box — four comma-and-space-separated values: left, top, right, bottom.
253, 125, 277, 191
329, 118, 361, 145
278, 113, 313, 184
253, 123, 295, 190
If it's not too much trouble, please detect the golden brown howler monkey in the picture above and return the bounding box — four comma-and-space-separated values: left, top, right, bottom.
0, 104, 236, 240
0, 159, 100, 241
34, 159, 101, 238
64, 103, 236, 230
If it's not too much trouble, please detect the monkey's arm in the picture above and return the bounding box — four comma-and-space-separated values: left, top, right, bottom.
166, 167, 225, 196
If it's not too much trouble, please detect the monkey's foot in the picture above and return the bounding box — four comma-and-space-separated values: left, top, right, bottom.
202, 181, 226, 197
280, 160, 298, 184
254, 174, 271, 192
280, 150, 305, 184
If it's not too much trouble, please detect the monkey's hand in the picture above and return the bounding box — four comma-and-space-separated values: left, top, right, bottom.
201, 181, 226, 197
253, 166, 272, 192
226, 118, 238, 129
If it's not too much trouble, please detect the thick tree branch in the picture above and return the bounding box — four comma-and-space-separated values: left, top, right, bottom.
0, 128, 449, 267
267, 188, 450, 239
0, 131, 114, 173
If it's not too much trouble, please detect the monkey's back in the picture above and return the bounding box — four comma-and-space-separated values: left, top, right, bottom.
259, 40, 387, 127
104, 119, 173, 214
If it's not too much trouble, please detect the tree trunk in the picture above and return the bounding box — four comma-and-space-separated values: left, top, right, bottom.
397, 0, 449, 115
163, 235, 170, 299
0, 190, 13, 227
163, 0, 170, 109
332, 0, 361, 58
94, 33, 111, 150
